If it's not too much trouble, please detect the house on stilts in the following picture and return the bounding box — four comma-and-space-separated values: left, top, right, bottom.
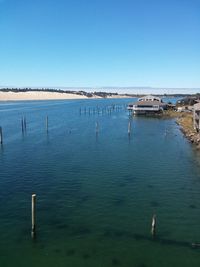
128, 95, 167, 115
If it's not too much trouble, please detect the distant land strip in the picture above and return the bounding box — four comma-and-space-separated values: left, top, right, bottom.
0, 88, 199, 101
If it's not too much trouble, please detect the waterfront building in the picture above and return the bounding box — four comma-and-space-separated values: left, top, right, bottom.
128, 95, 167, 115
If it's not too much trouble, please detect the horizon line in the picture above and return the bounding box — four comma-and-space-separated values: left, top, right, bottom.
0, 85, 200, 90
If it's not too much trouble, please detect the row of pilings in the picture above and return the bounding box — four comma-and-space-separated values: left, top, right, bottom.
0, 115, 50, 146
0, 118, 132, 145
79, 104, 129, 116
0, 104, 133, 145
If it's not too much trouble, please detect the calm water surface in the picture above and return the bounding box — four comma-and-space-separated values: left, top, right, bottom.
0, 99, 200, 267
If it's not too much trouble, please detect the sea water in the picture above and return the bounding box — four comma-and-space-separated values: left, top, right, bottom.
0, 98, 200, 267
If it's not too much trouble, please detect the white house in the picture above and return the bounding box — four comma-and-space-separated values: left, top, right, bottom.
128, 95, 167, 115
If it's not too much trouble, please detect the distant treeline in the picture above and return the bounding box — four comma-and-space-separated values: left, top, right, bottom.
0, 87, 87, 95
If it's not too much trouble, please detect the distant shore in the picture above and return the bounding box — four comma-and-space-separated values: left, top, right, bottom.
0, 91, 132, 101
0, 91, 87, 101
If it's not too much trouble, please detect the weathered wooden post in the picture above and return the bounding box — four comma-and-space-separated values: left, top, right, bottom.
21, 117, 24, 133
96, 122, 99, 134
128, 121, 131, 135
23, 116, 27, 131
31, 194, 36, 238
151, 214, 156, 237
0, 126, 3, 145
46, 116, 49, 132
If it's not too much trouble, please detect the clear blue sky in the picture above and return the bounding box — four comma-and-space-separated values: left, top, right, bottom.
0, 0, 200, 91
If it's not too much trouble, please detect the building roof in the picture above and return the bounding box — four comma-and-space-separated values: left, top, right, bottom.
128, 95, 167, 107
138, 95, 161, 102
134, 100, 166, 106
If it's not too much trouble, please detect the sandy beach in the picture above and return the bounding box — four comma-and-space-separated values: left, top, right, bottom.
0, 91, 132, 101
0, 91, 88, 101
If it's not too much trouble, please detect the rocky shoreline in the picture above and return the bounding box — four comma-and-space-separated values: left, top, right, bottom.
176, 113, 200, 149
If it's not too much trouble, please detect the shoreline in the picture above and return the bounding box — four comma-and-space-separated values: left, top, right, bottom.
0, 91, 88, 101
176, 113, 200, 149
162, 110, 200, 149
131, 109, 200, 150
0, 91, 132, 101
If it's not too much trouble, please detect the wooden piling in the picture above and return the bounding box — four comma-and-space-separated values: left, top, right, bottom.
0, 126, 3, 144
46, 116, 49, 132
128, 121, 131, 135
23, 116, 27, 131
21, 117, 24, 132
31, 194, 36, 238
96, 122, 99, 134
151, 214, 156, 236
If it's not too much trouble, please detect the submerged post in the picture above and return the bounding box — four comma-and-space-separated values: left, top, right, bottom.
31, 194, 36, 238
96, 121, 99, 134
0, 127, 3, 145
128, 121, 131, 135
24, 116, 27, 131
151, 214, 156, 237
21, 117, 24, 133
46, 116, 49, 132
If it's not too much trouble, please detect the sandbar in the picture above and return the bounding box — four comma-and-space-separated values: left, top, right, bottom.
0, 91, 88, 101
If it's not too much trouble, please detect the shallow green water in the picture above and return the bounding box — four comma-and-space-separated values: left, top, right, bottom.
0, 99, 200, 267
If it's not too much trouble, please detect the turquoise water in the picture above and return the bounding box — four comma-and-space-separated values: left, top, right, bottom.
0, 99, 200, 267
